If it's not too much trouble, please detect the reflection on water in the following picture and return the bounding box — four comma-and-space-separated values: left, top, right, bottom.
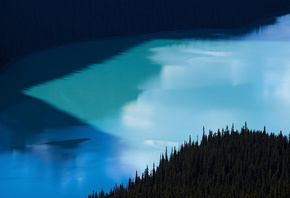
1, 14, 290, 198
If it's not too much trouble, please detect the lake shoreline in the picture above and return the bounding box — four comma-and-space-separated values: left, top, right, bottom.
1, 9, 290, 73
1, 10, 290, 198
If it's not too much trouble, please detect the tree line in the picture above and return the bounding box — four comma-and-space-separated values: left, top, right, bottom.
88, 124, 290, 197
1, 0, 290, 69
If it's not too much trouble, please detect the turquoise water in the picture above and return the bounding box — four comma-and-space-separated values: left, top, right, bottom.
1, 14, 290, 198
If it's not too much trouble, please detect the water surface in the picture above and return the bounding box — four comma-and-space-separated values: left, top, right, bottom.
1, 14, 290, 198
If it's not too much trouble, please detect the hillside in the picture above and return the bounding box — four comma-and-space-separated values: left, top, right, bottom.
1, 0, 290, 69
89, 124, 290, 197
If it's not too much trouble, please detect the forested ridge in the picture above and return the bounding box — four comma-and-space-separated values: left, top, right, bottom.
1, 0, 290, 69
89, 124, 290, 197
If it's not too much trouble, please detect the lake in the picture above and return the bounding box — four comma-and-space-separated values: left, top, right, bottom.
1, 14, 290, 198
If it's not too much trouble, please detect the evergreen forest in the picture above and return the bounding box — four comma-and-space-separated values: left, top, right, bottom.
1, 0, 290, 69
88, 124, 290, 197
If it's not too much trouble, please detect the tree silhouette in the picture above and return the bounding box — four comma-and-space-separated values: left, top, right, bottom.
89, 125, 290, 197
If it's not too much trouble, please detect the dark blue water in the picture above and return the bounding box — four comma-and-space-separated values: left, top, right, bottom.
1, 14, 290, 198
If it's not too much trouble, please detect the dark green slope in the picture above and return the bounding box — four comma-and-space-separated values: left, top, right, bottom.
89, 125, 290, 197
1, 0, 290, 69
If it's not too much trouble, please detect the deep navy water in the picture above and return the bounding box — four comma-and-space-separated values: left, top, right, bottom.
1, 14, 290, 198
